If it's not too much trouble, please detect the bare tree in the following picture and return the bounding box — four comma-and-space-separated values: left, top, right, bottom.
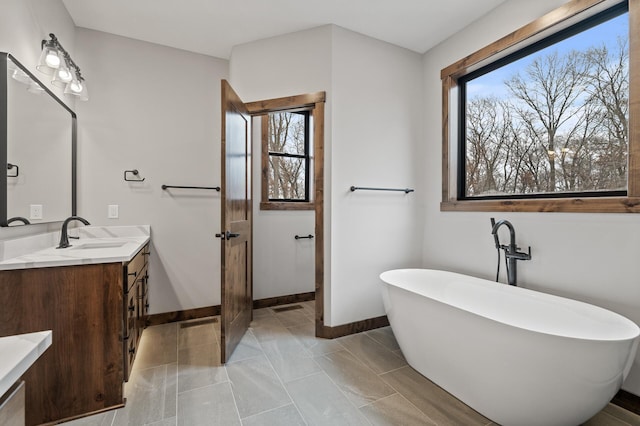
465, 38, 628, 197
584, 38, 629, 190
505, 50, 590, 192
268, 112, 306, 199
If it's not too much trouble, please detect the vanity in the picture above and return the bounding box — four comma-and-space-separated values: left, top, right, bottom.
0, 53, 153, 424
0, 226, 151, 425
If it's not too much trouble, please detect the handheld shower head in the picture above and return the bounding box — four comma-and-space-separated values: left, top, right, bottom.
490, 218, 500, 249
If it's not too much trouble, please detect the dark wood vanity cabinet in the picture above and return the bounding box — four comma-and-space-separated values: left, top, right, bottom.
123, 244, 150, 380
0, 242, 150, 425
0, 263, 123, 425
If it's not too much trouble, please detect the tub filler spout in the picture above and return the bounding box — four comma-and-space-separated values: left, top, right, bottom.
490, 218, 531, 286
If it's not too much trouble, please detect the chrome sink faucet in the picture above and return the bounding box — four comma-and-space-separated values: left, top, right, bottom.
490, 218, 531, 286
57, 216, 90, 249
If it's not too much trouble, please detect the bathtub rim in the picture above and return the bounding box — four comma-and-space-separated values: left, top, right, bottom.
380, 268, 640, 343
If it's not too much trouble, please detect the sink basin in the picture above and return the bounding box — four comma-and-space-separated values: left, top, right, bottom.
70, 241, 127, 250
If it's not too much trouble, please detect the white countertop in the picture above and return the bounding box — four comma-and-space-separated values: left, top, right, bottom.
0, 331, 52, 398
0, 226, 150, 271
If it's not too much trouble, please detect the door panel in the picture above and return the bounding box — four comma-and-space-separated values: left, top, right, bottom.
220, 80, 252, 363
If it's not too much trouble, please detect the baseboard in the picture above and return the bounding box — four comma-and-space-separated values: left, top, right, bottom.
147, 292, 315, 326
612, 389, 640, 416
317, 315, 389, 339
253, 291, 315, 309
147, 294, 387, 341
147, 306, 221, 326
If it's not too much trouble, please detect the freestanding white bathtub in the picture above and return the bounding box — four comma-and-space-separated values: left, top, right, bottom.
380, 269, 640, 426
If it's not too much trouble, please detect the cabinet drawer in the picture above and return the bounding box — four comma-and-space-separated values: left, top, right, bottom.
125, 245, 147, 291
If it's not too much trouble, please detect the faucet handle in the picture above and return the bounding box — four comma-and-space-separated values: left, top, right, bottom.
507, 246, 532, 260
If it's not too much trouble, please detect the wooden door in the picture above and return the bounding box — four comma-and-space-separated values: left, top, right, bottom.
220, 80, 252, 363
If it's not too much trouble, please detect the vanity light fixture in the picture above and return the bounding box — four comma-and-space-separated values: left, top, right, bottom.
36, 33, 88, 101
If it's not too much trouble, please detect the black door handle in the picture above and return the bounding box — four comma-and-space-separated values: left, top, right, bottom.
215, 231, 240, 239
226, 231, 240, 239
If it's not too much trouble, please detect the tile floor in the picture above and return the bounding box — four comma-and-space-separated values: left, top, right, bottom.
62, 301, 640, 426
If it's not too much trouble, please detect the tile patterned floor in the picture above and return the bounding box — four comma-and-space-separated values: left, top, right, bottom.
62, 301, 640, 426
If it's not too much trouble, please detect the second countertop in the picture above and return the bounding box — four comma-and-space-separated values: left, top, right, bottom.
0, 225, 150, 271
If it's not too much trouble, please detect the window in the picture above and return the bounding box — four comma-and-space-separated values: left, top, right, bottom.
441, 0, 639, 213
253, 92, 325, 211
265, 111, 311, 202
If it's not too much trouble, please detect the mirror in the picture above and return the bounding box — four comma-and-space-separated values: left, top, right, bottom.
1, 52, 76, 226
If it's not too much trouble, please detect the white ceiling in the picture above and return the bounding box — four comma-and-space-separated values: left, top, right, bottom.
61, 0, 507, 59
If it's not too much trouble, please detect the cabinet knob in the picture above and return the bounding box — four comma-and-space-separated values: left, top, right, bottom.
129, 347, 135, 354
145, 303, 149, 309
128, 271, 136, 277
128, 305, 135, 312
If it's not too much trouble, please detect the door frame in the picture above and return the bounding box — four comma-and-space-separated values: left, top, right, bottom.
246, 92, 326, 336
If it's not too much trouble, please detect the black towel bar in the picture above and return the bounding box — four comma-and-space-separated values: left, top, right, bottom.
350, 186, 414, 194
162, 185, 221, 191
295, 234, 314, 240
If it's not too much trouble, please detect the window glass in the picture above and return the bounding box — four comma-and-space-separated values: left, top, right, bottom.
267, 111, 309, 201
461, 8, 628, 199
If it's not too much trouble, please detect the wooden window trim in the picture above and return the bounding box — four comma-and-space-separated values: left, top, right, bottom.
250, 93, 325, 211
259, 201, 315, 211
441, 0, 640, 213
246, 92, 326, 115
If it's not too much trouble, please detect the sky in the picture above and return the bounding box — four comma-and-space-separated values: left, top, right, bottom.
466, 11, 628, 100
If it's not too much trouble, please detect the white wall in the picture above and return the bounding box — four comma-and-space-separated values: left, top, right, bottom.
230, 26, 332, 303
422, 0, 640, 395
329, 27, 424, 325
74, 28, 229, 314
249, 117, 315, 301
230, 25, 424, 325
0, 0, 76, 240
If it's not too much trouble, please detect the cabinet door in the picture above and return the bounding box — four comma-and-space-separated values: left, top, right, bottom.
136, 265, 149, 341
124, 281, 138, 381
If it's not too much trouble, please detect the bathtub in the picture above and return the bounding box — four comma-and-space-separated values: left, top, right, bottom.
380, 269, 640, 426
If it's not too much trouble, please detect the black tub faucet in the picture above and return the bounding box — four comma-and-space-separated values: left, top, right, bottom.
490, 218, 531, 286
57, 216, 90, 249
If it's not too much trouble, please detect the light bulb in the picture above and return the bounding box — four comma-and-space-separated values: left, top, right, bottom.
45, 51, 61, 68
57, 68, 72, 82
69, 80, 83, 93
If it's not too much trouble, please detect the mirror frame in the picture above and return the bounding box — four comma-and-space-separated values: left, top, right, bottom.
0, 52, 76, 226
